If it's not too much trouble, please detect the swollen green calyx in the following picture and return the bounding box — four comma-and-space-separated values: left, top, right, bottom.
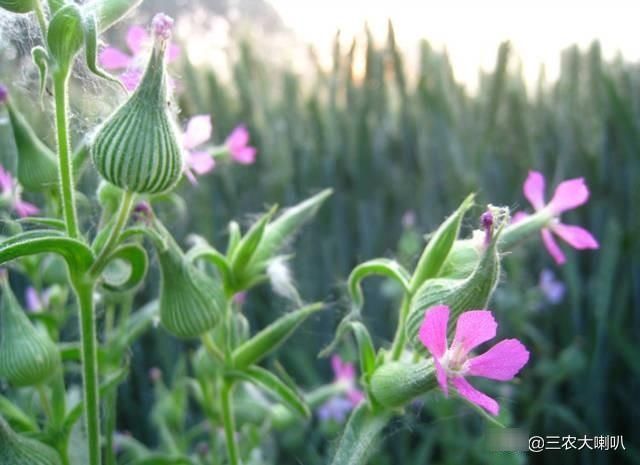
0, 415, 62, 465
91, 14, 183, 194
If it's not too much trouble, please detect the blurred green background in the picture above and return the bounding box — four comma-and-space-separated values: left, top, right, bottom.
1, 1, 639, 464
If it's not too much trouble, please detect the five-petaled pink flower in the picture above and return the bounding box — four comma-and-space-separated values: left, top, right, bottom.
225, 125, 257, 165
182, 115, 215, 184
0, 165, 39, 218
518, 171, 599, 265
419, 305, 529, 416
318, 355, 364, 422
99, 24, 180, 91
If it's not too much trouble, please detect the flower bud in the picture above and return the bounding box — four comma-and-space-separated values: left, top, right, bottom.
369, 360, 436, 408
153, 224, 226, 338
6, 100, 58, 191
0, 276, 59, 386
92, 14, 183, 194
0, 415, 62, 465
404, 215, 503, 349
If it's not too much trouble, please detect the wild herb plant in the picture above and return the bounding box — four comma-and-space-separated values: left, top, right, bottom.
0, 1, 600, 465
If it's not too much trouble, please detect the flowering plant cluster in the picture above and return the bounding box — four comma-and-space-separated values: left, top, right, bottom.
0, 1, 598, 465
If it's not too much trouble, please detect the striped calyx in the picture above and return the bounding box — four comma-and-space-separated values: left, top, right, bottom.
0, 278, 59, 386
404, 220, 503, 350
6, 100, 59, 191
154, 224, 226, 338
91, 14, 183, 194
0, 0, 34, 13
0, 415, 62, 465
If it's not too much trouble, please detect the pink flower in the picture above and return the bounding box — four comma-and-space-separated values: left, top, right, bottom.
182, 115, 215, 184
517, 171, 599, 265
25, 286, 51, 312
99, 23, 180, 91
0, 165, 39, 218
317, 355, 364, 422
225, 125, 257, 165
419, 305, 529, 416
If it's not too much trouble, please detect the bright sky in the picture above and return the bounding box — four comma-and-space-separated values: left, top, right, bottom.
267, 0, 640, 90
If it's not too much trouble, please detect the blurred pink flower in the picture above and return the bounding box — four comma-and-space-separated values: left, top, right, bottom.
538, 269, 565, 304
419, 305, 529, 416
317, 355, 364, 422
25, 286, 51, 313
225, 125, 257, 165
182, 115, 215, 184
0, 166, 38, 217
515, 171, 599, 265
99, 24, 180, 91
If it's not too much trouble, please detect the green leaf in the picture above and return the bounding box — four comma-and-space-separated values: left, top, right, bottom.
226, 221, 241, 257
330, 404, 391, 465
230, 205, 277, 278
100, 243, 148, 293
0, 394, 38, 432
410, 193, 474, 291
230, 366, 310, 418
31, 46, 49, 101
112, 300, 158, 351
187, 245, 233, 289
0, 230, 94, 276
249, 189, 332, 267
82, 12, 122, 85
17, 217, 66, 230
348, 321, 376, 380
47, 4, 84, 72
348, 258, 411, 309
81, 0, 143, 33
232, 302, 324, 369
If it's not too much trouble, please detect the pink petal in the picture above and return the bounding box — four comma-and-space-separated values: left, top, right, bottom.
547, 177, 589, 215
523, 170, 546, 211
231, 146, 257, 165
183, 115, 212, 150
187, 151, 215, 176
226, 125, 250, 150
552, 223, 599, 250
0, 166, 14, 193
511, 211, 529, 224
418, 305, 449, 358
452, 310, 497, 356
14, 200, 39, 217
126, 25, 148, 55
167, 44, 181, 62
467, 339, 530, 381
452, 376, 499, 416
120, 68, 143, 92
347, 388, 364, 406
434, 357, 449, 396
98, 47, 132, 70
184, 168, 198, 185
541, 228, 566, 265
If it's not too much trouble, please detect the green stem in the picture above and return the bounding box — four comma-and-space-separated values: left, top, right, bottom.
201, 333, 225, 363
103, 382, 117, 465
53, 70, 80, 239
389, 296, 410, 360
221, 380, 240, 465
74, 280, 101, 465
90, 191, 136, 275
51, 367, 66, 427
37, 385, 52, 420
33, 0, 48, 37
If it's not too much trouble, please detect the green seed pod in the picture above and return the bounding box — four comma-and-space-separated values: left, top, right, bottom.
404, 216, 503, 350
6, 100, 58, 191
438, 237, 481, 279
0, 278, 59, 386
155, 228, 226, 338
0, 415, 62, 465
0, 0, 34, 13
92, 14, 183, 194
370, 360, 436, 408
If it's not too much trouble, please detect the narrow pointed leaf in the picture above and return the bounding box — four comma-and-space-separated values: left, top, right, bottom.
231, 366, 310, 418
232, 302, 324, 368
30, 46, 48, 101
